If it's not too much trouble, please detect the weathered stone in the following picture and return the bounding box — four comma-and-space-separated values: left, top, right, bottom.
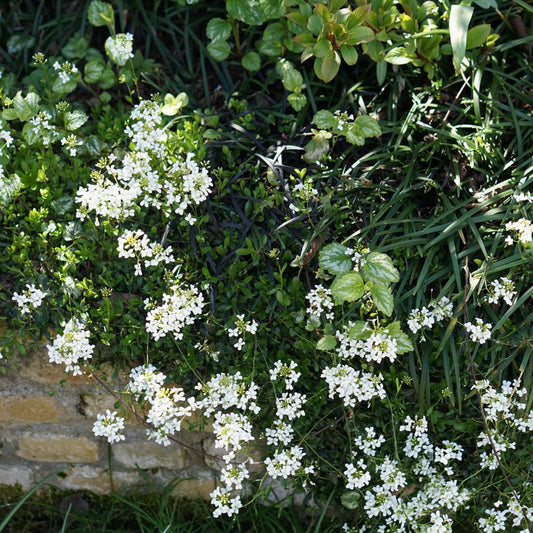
0, 396, 63, 424
57, 465, 139, 494
79, 393, 142, 425
0, 466, 34, 489
113, 440, 186, 470
16, 434, 99, 463
170, 475, 216, 500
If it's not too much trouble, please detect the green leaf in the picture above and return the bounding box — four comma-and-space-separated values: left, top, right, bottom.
313, 110, 336, 129
242, 52, 261, 72
319, 242, 352, 275
308, 14, 324, 35
206, 18, 232, 41
340, 45, 358, 65
64, 110, 88, 130
275, 290, 291, 306
13, 91, 40, 122
331, 271, 364, 303
313, 38, 333, 58
287, 92, 307, 111
347, 5, 371, 29
303, 131, 331, 163
348, 321, 372, 340
344, 129, 365, 145
62, 36, 89, 59
227, 0, 263, 25
369, 282, 394, 316
466, 24, 491, 50
341, 491, 360, 510
2, 108, 18, 121
7, 34, 35, 54
84, 59, 105, 83
354, 115, 381, 137
384, 46, 412, 65
207, 40, 231, 61
346, 26, 375, 45
282, 68, 303, 92
162, 92, 188, 115
98, 68, 116, 89
383, 322, 413, 353
286, 11, 307, 25
361, 252, 399, 285
450, 4, 473, 73
258, 23, 285, 56
22, 122, 40, 145
318, 51, 341, 83
88, 0, 115, 28
317, 335, 337, 351
376, 60, 387, 85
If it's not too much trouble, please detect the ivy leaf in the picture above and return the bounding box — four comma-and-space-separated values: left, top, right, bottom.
369, 282, 394, 316
331, 271, 364, 303
319, 242, 352, 275
317, 335, 337, 351
361, 252, 399, 285
206, 18, 232, 41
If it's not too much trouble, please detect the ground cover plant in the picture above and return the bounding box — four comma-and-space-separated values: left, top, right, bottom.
0, 0, 532, 531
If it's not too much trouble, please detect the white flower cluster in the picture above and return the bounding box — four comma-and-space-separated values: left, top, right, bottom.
407, 296, 453, 335
76, 99, 212, 223
478, 498, 533, 533
305, 284, 334, 322
117, 229, 175, 276
265, 445, 306, 479
464, 318, 492, 344
47, 317, 94, 375
321, 365, 386, 407
29, 111, 59, 146
343, 419, 470, 531
12, 283, 46, 315
514, 192, 533, 203
505, 218, 532, 245
127, 364, 193, 446
92, 409, 125, 443
336, 323, 398, 363
53, 60, 78, 83
0, 127, 13, 148
487, 277, 516, 306
473, 379, 533, 470
269, 360, 301, 390
145, 283, 204, 341
288, 178, 318, 213
344, 246, 370, 271
227, 314, 258, 351
105, 33, 134, 66
210, 486, 243, 518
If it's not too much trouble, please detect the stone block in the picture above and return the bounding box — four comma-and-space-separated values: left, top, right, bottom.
170, 475, 216, 501
0, 466, 34, 489
0, 396, 63, 424
113, 440, 186, 470
16, 434, 99, 463
58, 465, 140, 494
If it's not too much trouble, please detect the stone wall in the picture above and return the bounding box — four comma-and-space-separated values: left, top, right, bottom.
0, 345, 219, 498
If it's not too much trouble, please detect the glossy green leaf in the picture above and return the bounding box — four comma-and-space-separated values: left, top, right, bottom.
331, 271, 364, 303
361, 252, 400, 284
88, 0, 114, 27
385, 46, 412, 65
282, 68, 303, 92
206, 18, 232, 41
340, 45, 358, 65
242, 52, 261, 72
287, 92, 307, 111
317, 335, 337, 351
313, 109, 336, 129
369, 282, 394, 316
466, 24, 491, 49
354, 115, 381, 137
346, 25, 375, 45
207, 40, 231, 61
64, 110, 88, 130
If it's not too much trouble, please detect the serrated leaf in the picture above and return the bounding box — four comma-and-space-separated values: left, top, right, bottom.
64, 110, 88, 130
227, 0, 264, 25
88, 0, 114, 28
242, 52, 261, 72
282, 68, 303, 92
369, 282, 394, 316
361, 252, 399, 285
62, 36, 89, 59
287, 92, 307, 111
344, 129, 365, 145
313, 110, 336, 129
319, 242, 352, 275
317, 335, 337, 351
340, 45, 358, 65
390, 331, 414, 354
354, 115, 381, 137
466, 24, 491, 50
207, 40, 231, 61
331, 271, 364, 303
384, 46, 412, 65
206, 18, 232, 41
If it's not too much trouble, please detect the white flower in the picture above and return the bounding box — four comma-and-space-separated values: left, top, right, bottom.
275, 392, 306, 420
505, 218, 532, 245
305, 285, 334, 321
264, 445, 305, 479
210, 486, 242, 517
12, 283, 46, 315
92, 410, 125, 443
354, 427, 386, 456
344, 458, 371, 489
128, 363, 166, 401
105, 33, 134, 66
47, 317, 94, 375
269, 360, 301, 390
265, 420, 294, 446
465, 318, 492, 344
487, 277, 516, 306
